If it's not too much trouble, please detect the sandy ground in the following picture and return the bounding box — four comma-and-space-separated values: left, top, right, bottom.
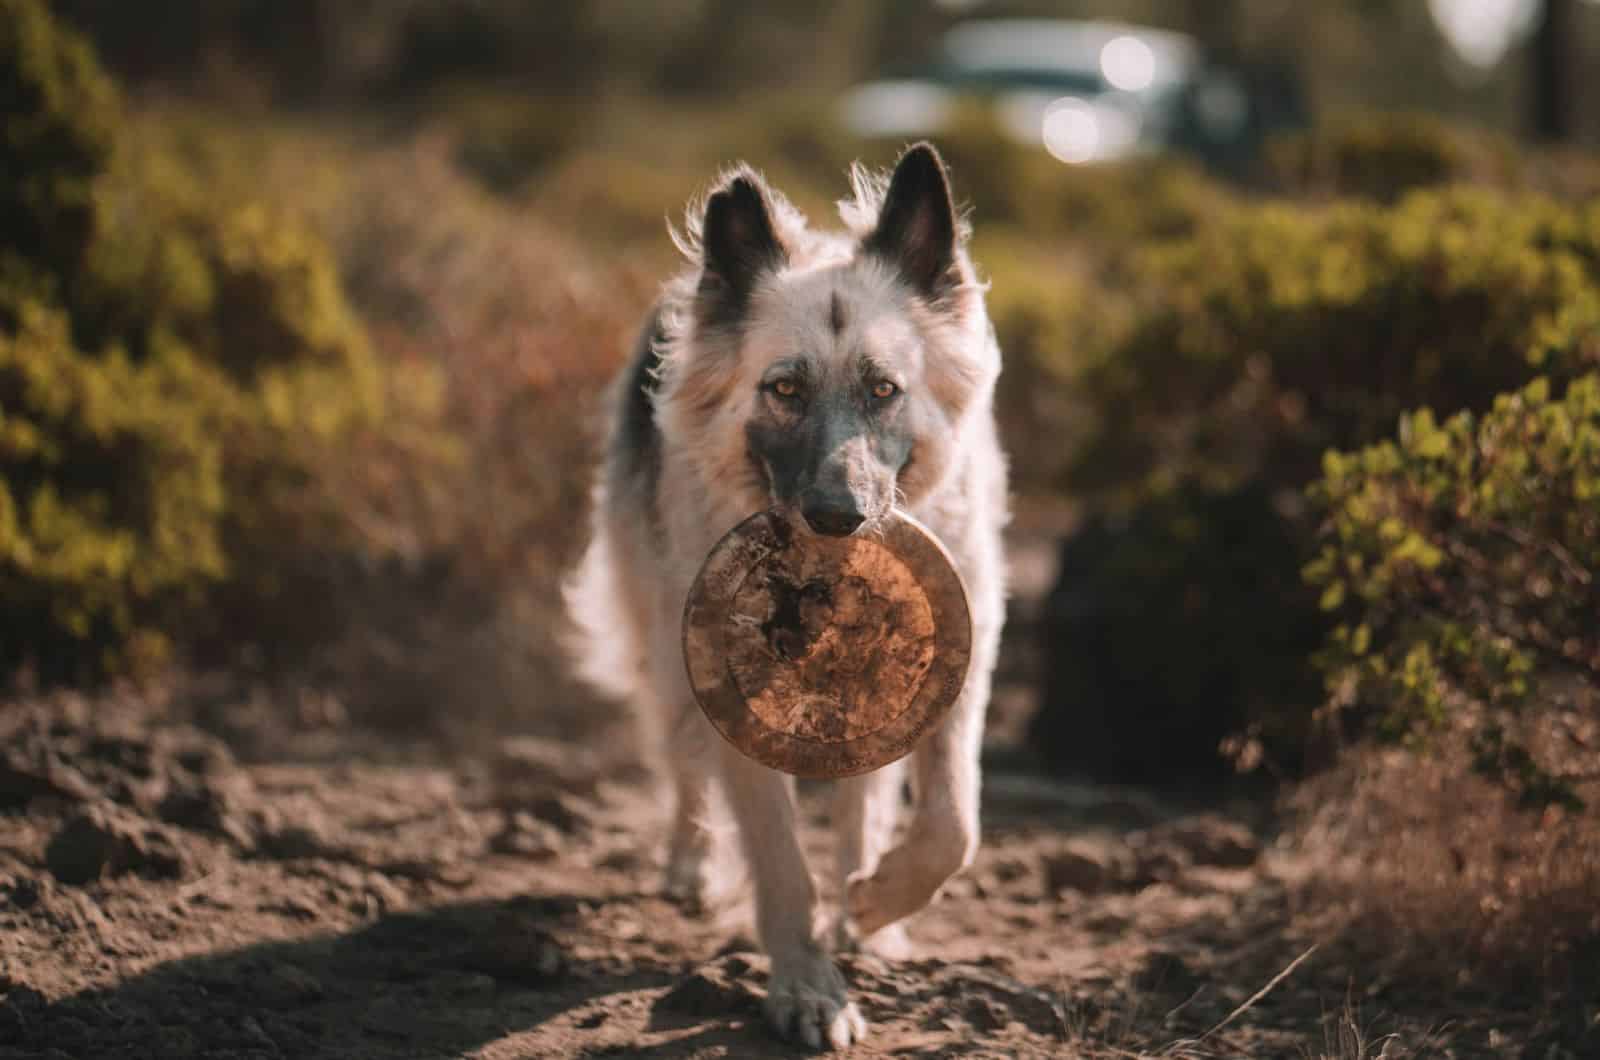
0, 688, 1574, 1060
0, 534, 1585, 1058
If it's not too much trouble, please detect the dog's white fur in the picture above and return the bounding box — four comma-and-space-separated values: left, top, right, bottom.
567, 145, 1007, 1050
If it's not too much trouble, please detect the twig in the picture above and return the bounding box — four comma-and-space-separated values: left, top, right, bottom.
1191, 943, 1320, 1045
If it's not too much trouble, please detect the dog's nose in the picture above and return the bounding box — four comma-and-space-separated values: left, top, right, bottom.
802, 504, 865, 537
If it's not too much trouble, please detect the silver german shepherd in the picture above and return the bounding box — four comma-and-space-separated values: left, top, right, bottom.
566, 143, 1007, 1050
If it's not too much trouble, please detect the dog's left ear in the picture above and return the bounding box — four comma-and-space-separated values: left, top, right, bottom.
865, 143, 960, 299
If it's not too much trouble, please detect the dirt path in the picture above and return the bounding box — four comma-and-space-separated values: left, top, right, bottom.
0, 684, 1552, 1060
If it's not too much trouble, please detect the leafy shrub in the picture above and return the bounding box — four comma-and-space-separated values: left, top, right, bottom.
436, 91, 591, 196
1069, 187, 1600, 507
1029, 185, 1600, 783
0, 0, 389, 680
1264, 111, 1520, 203
1306, 374, 1600, 808
1266, 109, 1600, 204
0, 0, 118, 277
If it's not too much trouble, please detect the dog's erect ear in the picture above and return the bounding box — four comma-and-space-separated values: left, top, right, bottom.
698, 171, 787, 324
865, 143, 959, 299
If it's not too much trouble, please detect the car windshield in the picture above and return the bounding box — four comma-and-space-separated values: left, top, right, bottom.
880, 19, 1197, 98
917, 63, 1107, 96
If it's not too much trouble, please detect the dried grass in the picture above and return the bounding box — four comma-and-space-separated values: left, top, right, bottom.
231, 125, 662, 746
1286, 736, 1600, 998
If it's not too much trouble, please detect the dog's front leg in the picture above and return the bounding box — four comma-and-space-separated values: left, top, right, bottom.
718, 740, 866, 1049
845, 672, 985, 937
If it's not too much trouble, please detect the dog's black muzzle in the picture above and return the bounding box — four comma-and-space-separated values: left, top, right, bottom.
799, 489, 866, 537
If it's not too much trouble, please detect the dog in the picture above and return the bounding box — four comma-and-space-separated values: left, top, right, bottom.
566, 142, 1007, 1050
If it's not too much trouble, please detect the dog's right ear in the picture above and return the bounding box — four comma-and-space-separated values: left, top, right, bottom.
698, 170, 787, 326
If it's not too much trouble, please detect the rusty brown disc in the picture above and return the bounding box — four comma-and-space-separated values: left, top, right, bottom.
682, 509, 972, 779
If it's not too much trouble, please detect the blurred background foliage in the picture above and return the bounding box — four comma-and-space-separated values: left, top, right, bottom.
3, 0, 1598, 798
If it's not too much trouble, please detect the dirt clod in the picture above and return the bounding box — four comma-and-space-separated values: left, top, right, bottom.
0, 748, 97, 808
45, 803, 186, 885
655, 958, 760, 1019
1143, 816, 1261, 868
1042, 839, 1130, 895
461, 916, 566, 983
964, 994, 1010, 1031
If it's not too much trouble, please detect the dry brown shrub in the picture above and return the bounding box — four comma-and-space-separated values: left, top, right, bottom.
269, 132, 660, 744
1285, 729, 1600, 1000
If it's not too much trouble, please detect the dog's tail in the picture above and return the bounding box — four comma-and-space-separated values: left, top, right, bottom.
562, 503, 646, 704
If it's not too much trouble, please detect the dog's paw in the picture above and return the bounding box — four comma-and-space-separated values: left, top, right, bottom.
835, 918, 914, 962
661, 846, 705, 905
844, 864, 900, 938
846, 826, 971, 937
662, 851, 739, 916
764, 947, 866, 1050
661, 829, 742, 916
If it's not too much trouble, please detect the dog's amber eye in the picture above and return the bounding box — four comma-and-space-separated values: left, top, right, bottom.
871, 380, 899, 401
772, 379, 799, 399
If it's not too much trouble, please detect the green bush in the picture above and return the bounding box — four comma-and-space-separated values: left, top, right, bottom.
0, 0, 386, 680
0, 0, 118, 277
1265, 111, 1519, 203
1069, 187, 1600, 507
1266, 109, 1600, 204
1027, 184, 1600, 783
1306, 374, 1600, 808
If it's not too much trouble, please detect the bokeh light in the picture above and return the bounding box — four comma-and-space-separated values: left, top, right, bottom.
1040, 97, 1100, 163
1100, 34, 1156, 92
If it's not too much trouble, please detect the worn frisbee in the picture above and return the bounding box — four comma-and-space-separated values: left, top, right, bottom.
683, 509, 972, 779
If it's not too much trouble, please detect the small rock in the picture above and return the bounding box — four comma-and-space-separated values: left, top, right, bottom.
157, 779, 256, 851
523, 794, 591, 836
45, 804, 185, 885
1130, 843, 1190, 888
936, 965, 1067, 1036
0, 748, 97, 809
989, 856, 1031, 883
490, 813, 563, 859
965, 995, 1010, 1031
172, 740, 234, 777
462, 918, 565, 983
491, 740, 603, 801
363, 872, 407, 914
594, 847, 642, 872
263, 893, 321, 920
655, 960, 758, 1018
1145, 816, 1260, 869
253, 809, 337, 861
1, 875, 41, 910
1042, 840, 1129, 895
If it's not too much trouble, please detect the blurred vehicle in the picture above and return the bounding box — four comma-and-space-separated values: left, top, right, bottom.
841, 18, 1306, 171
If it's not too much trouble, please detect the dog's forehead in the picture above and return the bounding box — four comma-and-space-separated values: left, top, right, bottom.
749, 264, 920, 367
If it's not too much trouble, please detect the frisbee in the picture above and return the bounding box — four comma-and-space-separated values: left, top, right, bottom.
682, 509, 972, 779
